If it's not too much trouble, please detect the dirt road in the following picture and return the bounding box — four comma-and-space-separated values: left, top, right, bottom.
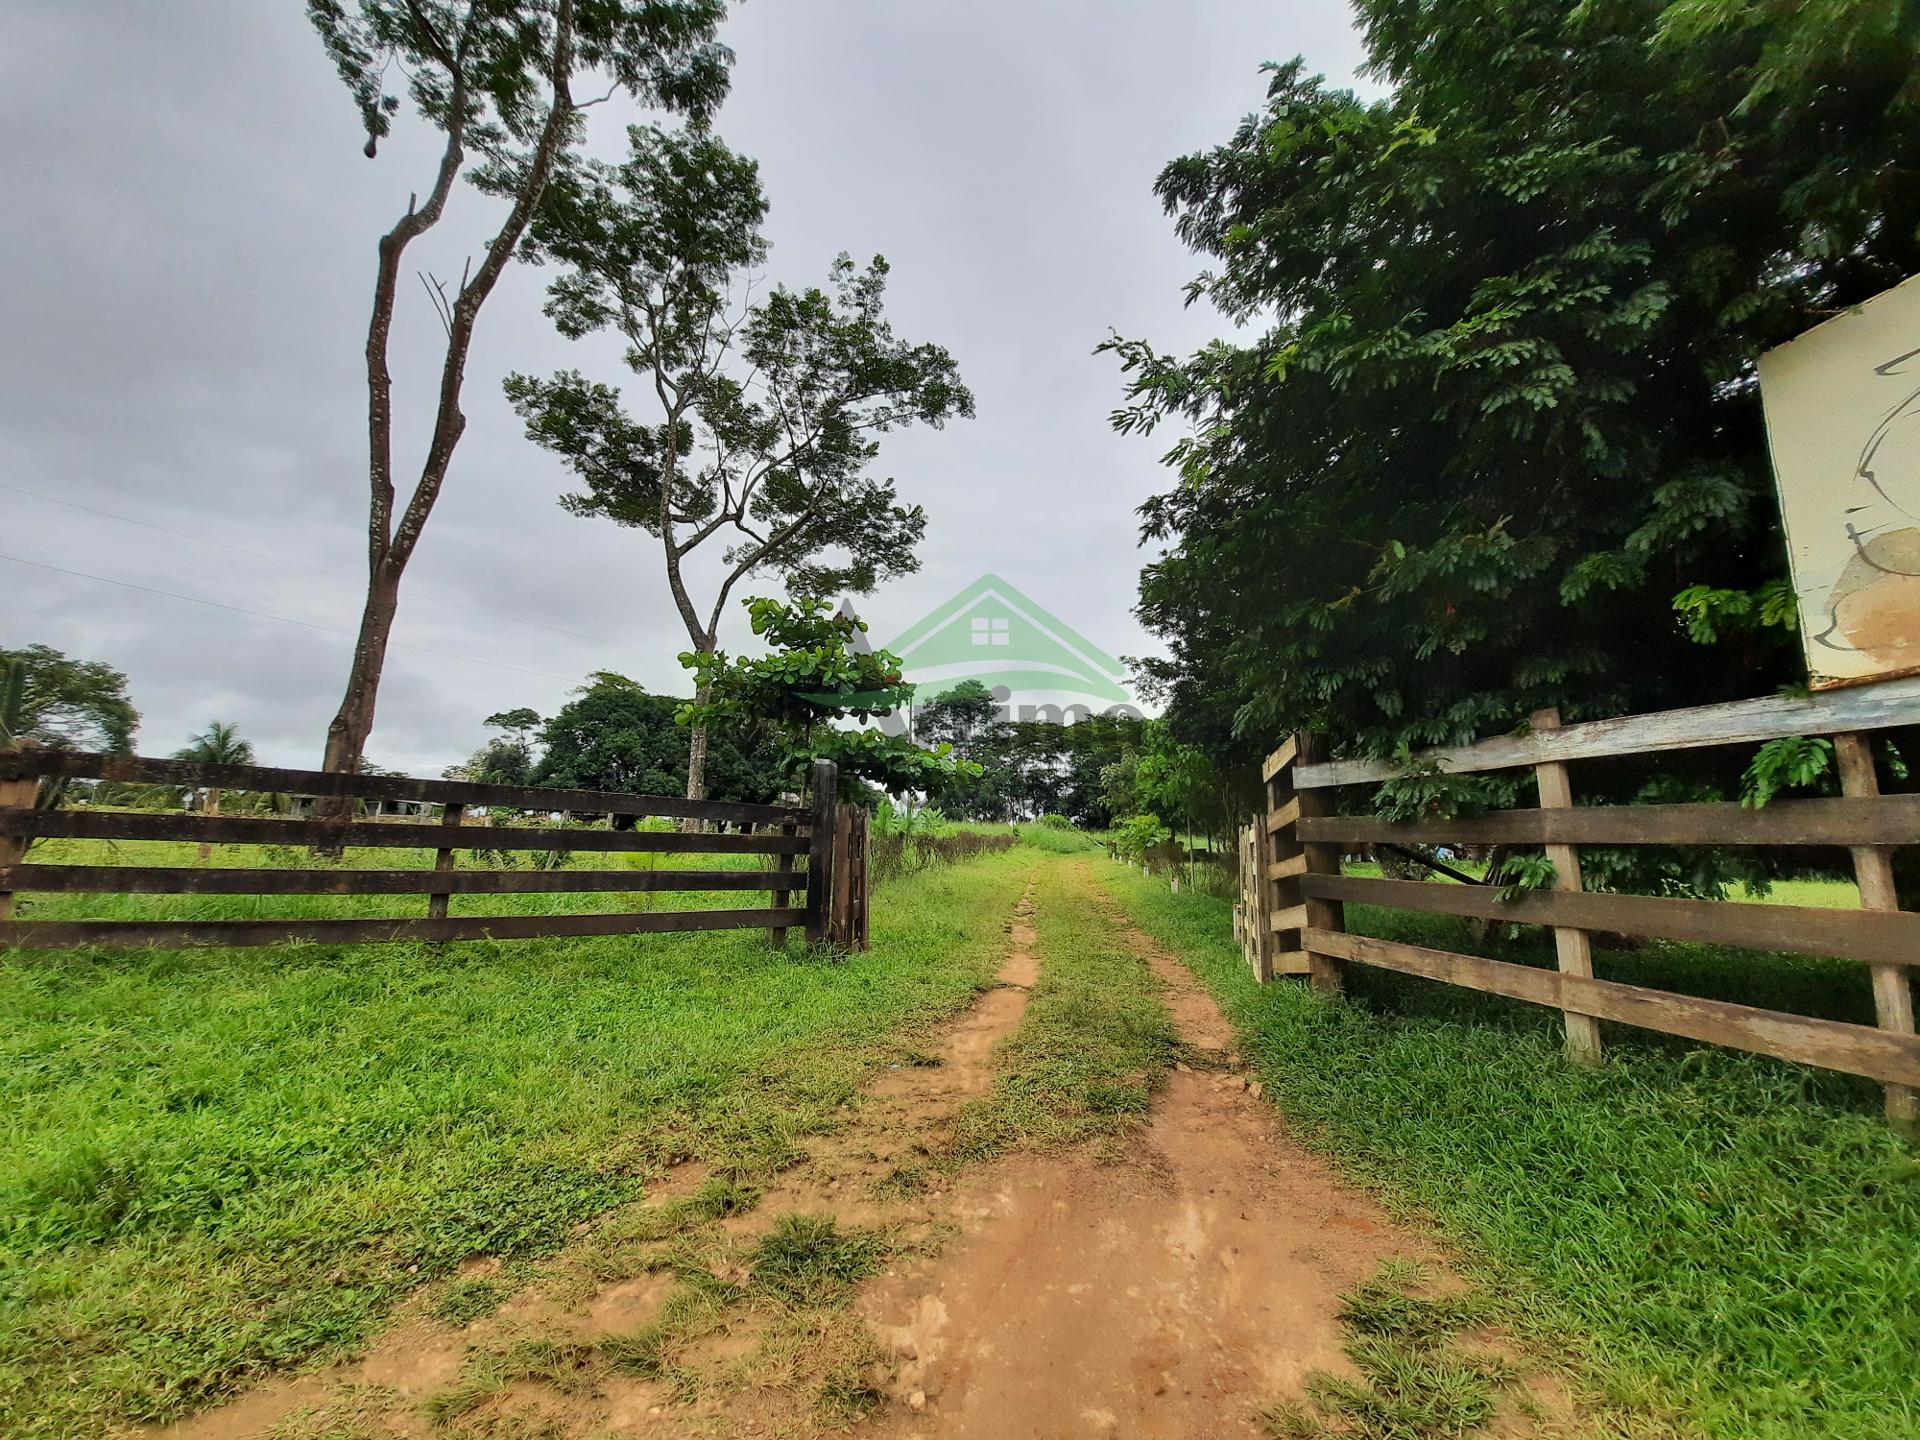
157, 860, 1562, 1440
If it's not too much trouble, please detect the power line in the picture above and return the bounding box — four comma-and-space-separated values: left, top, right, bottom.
0, 552, 580, 684
0, 480, 676, 659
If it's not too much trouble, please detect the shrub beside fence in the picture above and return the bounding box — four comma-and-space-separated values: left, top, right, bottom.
1237, 675, 1920, 1131
0, 749, 871, 952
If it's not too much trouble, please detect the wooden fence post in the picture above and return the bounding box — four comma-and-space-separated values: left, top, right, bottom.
1835, 732, 1917, 1135
0, 770, 36, 924
1234, 822, 1251, 967
427, 802, 465, 923
770, 818, 797, 948
803, 760, 837, 946
849, 806, 869, 951
1530, 708, 1603, 1065
1260, 740, 1299, 981
1294, 732, 1347, 993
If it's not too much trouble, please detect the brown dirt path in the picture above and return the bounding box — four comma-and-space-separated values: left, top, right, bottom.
851, 878, 1434, 1439
147, 862, 1565, 1440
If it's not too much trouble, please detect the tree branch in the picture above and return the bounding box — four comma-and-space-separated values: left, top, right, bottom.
387, 0, 578, 573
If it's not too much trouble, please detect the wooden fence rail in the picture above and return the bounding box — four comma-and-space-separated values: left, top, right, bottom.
0, 748, 870, 953
1239, 682, 1920, 1133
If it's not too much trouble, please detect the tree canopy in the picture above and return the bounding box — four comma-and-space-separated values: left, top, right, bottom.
172, 721, 255, 767
504, 121, 972, 802
683, 597, 979, 799
0, 644, 138, 753
530, 671, 779, 802
1109, 0, 1920, 771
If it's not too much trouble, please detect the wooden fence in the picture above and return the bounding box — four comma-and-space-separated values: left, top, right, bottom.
0, 749, 870, 952
1239, 674, 1920, 1131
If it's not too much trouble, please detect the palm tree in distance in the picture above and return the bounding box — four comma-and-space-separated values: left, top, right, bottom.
173, 721, 255, 861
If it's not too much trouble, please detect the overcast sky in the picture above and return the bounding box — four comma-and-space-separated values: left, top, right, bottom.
1, 2, 1370, 775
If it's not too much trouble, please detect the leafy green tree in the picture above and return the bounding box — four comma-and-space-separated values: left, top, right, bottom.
1134, 720, 1238, 850
1108, 0, 1920, 775
0, 644, 138, 753
914, 680, 999, 752
449, 708, 543, 787
531, 671, 778, 803
306, 0, 731, 778
933, 712, 1143, 825
683, 597, 978, 800
504, 123, 972, 804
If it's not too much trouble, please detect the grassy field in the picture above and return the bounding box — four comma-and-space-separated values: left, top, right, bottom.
1097, 859, 1920, 1440
0, 839, 1035, 1437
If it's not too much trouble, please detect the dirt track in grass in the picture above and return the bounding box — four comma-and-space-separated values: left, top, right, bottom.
154, 860, 1572, 1440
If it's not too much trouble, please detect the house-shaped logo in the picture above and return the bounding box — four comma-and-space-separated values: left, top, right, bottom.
880, 574, 1133, 708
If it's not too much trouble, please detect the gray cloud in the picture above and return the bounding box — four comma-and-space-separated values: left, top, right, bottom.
0, 1, 1368, 776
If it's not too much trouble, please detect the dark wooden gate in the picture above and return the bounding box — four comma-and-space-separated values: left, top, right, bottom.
0, 749, 869, 952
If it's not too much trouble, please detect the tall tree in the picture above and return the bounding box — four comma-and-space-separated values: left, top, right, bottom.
1108, 0, 1920, 771
505, 124, 972, 806
305, 0, 731, 777
0, 644, 138, 753
448, 707, 542, 785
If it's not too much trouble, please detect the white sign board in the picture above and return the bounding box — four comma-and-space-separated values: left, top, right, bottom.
1759, 275, 1920, 689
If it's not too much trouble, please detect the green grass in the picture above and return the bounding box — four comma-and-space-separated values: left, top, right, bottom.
1009, 821, 1108, 855
0, 844, 1034, 1438
746, 1214, 887, 1306
1097, 858, 1920, 1440
1263, 1261, 1519, 1440
940, 858, 1178, 1164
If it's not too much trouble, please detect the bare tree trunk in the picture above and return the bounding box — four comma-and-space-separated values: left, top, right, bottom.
323, 568, 401, 779
682, 679, 713, 833
321, 0, 577, 780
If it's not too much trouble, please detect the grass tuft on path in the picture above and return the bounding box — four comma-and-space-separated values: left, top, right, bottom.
941, 858, 1179, 1165
1264, 1261, 1519, 1440
0, 848, 1032, 1437
1098, 858, 1920, 1440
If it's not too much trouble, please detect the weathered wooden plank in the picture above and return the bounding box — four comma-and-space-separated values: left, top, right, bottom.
1294, 675, 1920, 788
1266, 853, 1309, 881
1296, 732, 1347, 993
1261, 737, 1298, 782
0, 749, 805, 825
1271, 949, 1312, 976
1307, 928, 1920, 1088
428, 802, 464, 922
1836, 733, 1918, 1135
1301, 873, 1919, 967
1267, 903, 1308, 934
1264, 797, 1301, 836
1298, 793, 1920, 847
1533, 707, 1601, 1063
771, 820, 798, 948
0, 865, 805, 895
0, 907, 809, 951
0, 809, 807, 855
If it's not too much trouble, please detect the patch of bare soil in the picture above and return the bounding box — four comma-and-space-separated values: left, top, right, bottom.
850, 899, 1436, 1439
